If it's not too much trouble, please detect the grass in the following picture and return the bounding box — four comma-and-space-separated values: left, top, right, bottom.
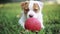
0, 2, 60, 34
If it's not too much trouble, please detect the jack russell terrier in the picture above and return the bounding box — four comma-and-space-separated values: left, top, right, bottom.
19, 1, 44, 31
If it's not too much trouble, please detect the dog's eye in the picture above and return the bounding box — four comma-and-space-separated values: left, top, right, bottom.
24, 8, 29, 14
24, 9, 29, 11
24, 8, 29, 12
33, 9, 38, 13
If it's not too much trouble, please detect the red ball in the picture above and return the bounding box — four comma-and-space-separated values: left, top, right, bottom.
24, 18, 41, 32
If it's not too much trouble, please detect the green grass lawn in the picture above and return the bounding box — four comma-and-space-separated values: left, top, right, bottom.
0, 3, 60, 34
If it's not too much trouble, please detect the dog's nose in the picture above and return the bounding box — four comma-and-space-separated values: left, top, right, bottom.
29, 15, 33, 18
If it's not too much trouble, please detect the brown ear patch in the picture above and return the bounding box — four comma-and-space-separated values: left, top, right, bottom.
33, 3, 40, 13
20, 1, 29, 9
20, 2, 25, 9
20, 1, 29, 14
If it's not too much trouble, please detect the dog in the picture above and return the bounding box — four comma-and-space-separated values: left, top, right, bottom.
19, 1, 44, 32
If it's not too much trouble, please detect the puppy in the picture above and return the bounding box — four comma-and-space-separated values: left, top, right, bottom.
19, 1, 44, 32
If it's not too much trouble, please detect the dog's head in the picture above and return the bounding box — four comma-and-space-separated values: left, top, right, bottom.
20, 1, 44, 29
20, 1, 43, 19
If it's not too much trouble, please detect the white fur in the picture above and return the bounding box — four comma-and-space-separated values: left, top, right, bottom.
19, 1, 44, 29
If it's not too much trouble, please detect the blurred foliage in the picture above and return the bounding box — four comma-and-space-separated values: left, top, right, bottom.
43, 4, 60, 34
0, 3, 60, 34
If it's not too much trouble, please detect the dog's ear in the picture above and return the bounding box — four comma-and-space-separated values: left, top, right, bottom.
20, 1, 29, 9
20, 2, 25, 9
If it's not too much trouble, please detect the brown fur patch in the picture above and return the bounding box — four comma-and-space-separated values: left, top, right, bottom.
20, 1, 29, 14
33, 3, 40, 13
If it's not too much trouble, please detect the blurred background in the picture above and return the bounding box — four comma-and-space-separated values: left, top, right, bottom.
0, 0, 60, 34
